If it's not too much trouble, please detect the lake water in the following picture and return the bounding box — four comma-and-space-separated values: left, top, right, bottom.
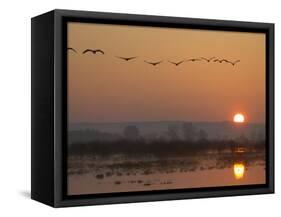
67, 152, 265, 195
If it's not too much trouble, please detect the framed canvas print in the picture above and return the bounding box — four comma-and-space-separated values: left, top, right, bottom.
31, 9, 274, 207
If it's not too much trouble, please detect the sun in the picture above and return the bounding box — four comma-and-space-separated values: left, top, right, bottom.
233, 113, 245, 123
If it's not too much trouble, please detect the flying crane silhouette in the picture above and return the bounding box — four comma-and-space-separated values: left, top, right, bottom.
144, 60, 163, 66
168, 60, 185, 66
213, 58, 227, 63
226, 60, 240, 66
201, 57, 216, 62
185, 58, 202, 62
213, 58, 240, 66
67, 47, 77, 53
115, 56, 137, 61
83, 49, 105, 55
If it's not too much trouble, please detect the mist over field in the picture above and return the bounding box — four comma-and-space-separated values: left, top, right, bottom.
69, 121, 265, 144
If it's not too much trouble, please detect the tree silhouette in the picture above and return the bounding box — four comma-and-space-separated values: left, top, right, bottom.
124, 125, 140, 140
197, 129, 208, 141
167, 125, 179, 140
237, 133, 249, 144
182, 122, 195, 141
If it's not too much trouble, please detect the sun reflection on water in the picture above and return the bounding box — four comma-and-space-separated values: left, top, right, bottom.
233, 163, 245, 180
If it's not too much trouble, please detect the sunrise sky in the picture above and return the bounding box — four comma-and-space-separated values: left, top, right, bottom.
67, 22, 266, 124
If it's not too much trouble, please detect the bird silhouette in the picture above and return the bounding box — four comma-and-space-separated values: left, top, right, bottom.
213, 58, 240, 66
168, 60, 185, 66
219, 59, 229, 63
67, 47, 77, 53
83, 49, 105, 55
144, 60, 163, 66
185, 58, 202, 62
115, 56, 137, 61
226, 60, 240, 66
213, 58, 227, 63
201, 57, 216, 62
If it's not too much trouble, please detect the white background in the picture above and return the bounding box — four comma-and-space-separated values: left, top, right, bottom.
0, 0, 279, 216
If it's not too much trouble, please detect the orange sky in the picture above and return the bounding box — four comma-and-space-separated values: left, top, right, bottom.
67, 22, 266, 123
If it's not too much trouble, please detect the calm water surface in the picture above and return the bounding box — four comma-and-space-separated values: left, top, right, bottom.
68, 151, 265, 195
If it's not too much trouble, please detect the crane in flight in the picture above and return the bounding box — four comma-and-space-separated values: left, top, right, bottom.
201, 57, 216, 62
67, 47, 77, 53
83, 49, 105, 55
226, 60, 240, 66
213, 58, 228, 63
213, 58, 240, 66
115, 56, 138, 61
185, 58, 202, 62
144, 60, 163, 66
168, 60, 185, 66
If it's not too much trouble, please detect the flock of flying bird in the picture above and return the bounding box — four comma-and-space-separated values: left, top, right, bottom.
67, 47, 241, 66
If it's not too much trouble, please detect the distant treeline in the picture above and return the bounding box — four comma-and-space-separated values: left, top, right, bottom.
68, 138, 265, 158
68, 122, 266, 145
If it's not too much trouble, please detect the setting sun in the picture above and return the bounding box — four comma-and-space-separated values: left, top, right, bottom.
233, 113, 245, 123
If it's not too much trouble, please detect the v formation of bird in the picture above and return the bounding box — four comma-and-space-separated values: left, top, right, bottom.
67, 47, 240, 67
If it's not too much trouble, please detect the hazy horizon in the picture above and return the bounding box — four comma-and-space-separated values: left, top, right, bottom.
69, 119, 265, 125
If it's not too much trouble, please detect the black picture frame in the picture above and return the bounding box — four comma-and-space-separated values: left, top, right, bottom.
31, 9, 274, 207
